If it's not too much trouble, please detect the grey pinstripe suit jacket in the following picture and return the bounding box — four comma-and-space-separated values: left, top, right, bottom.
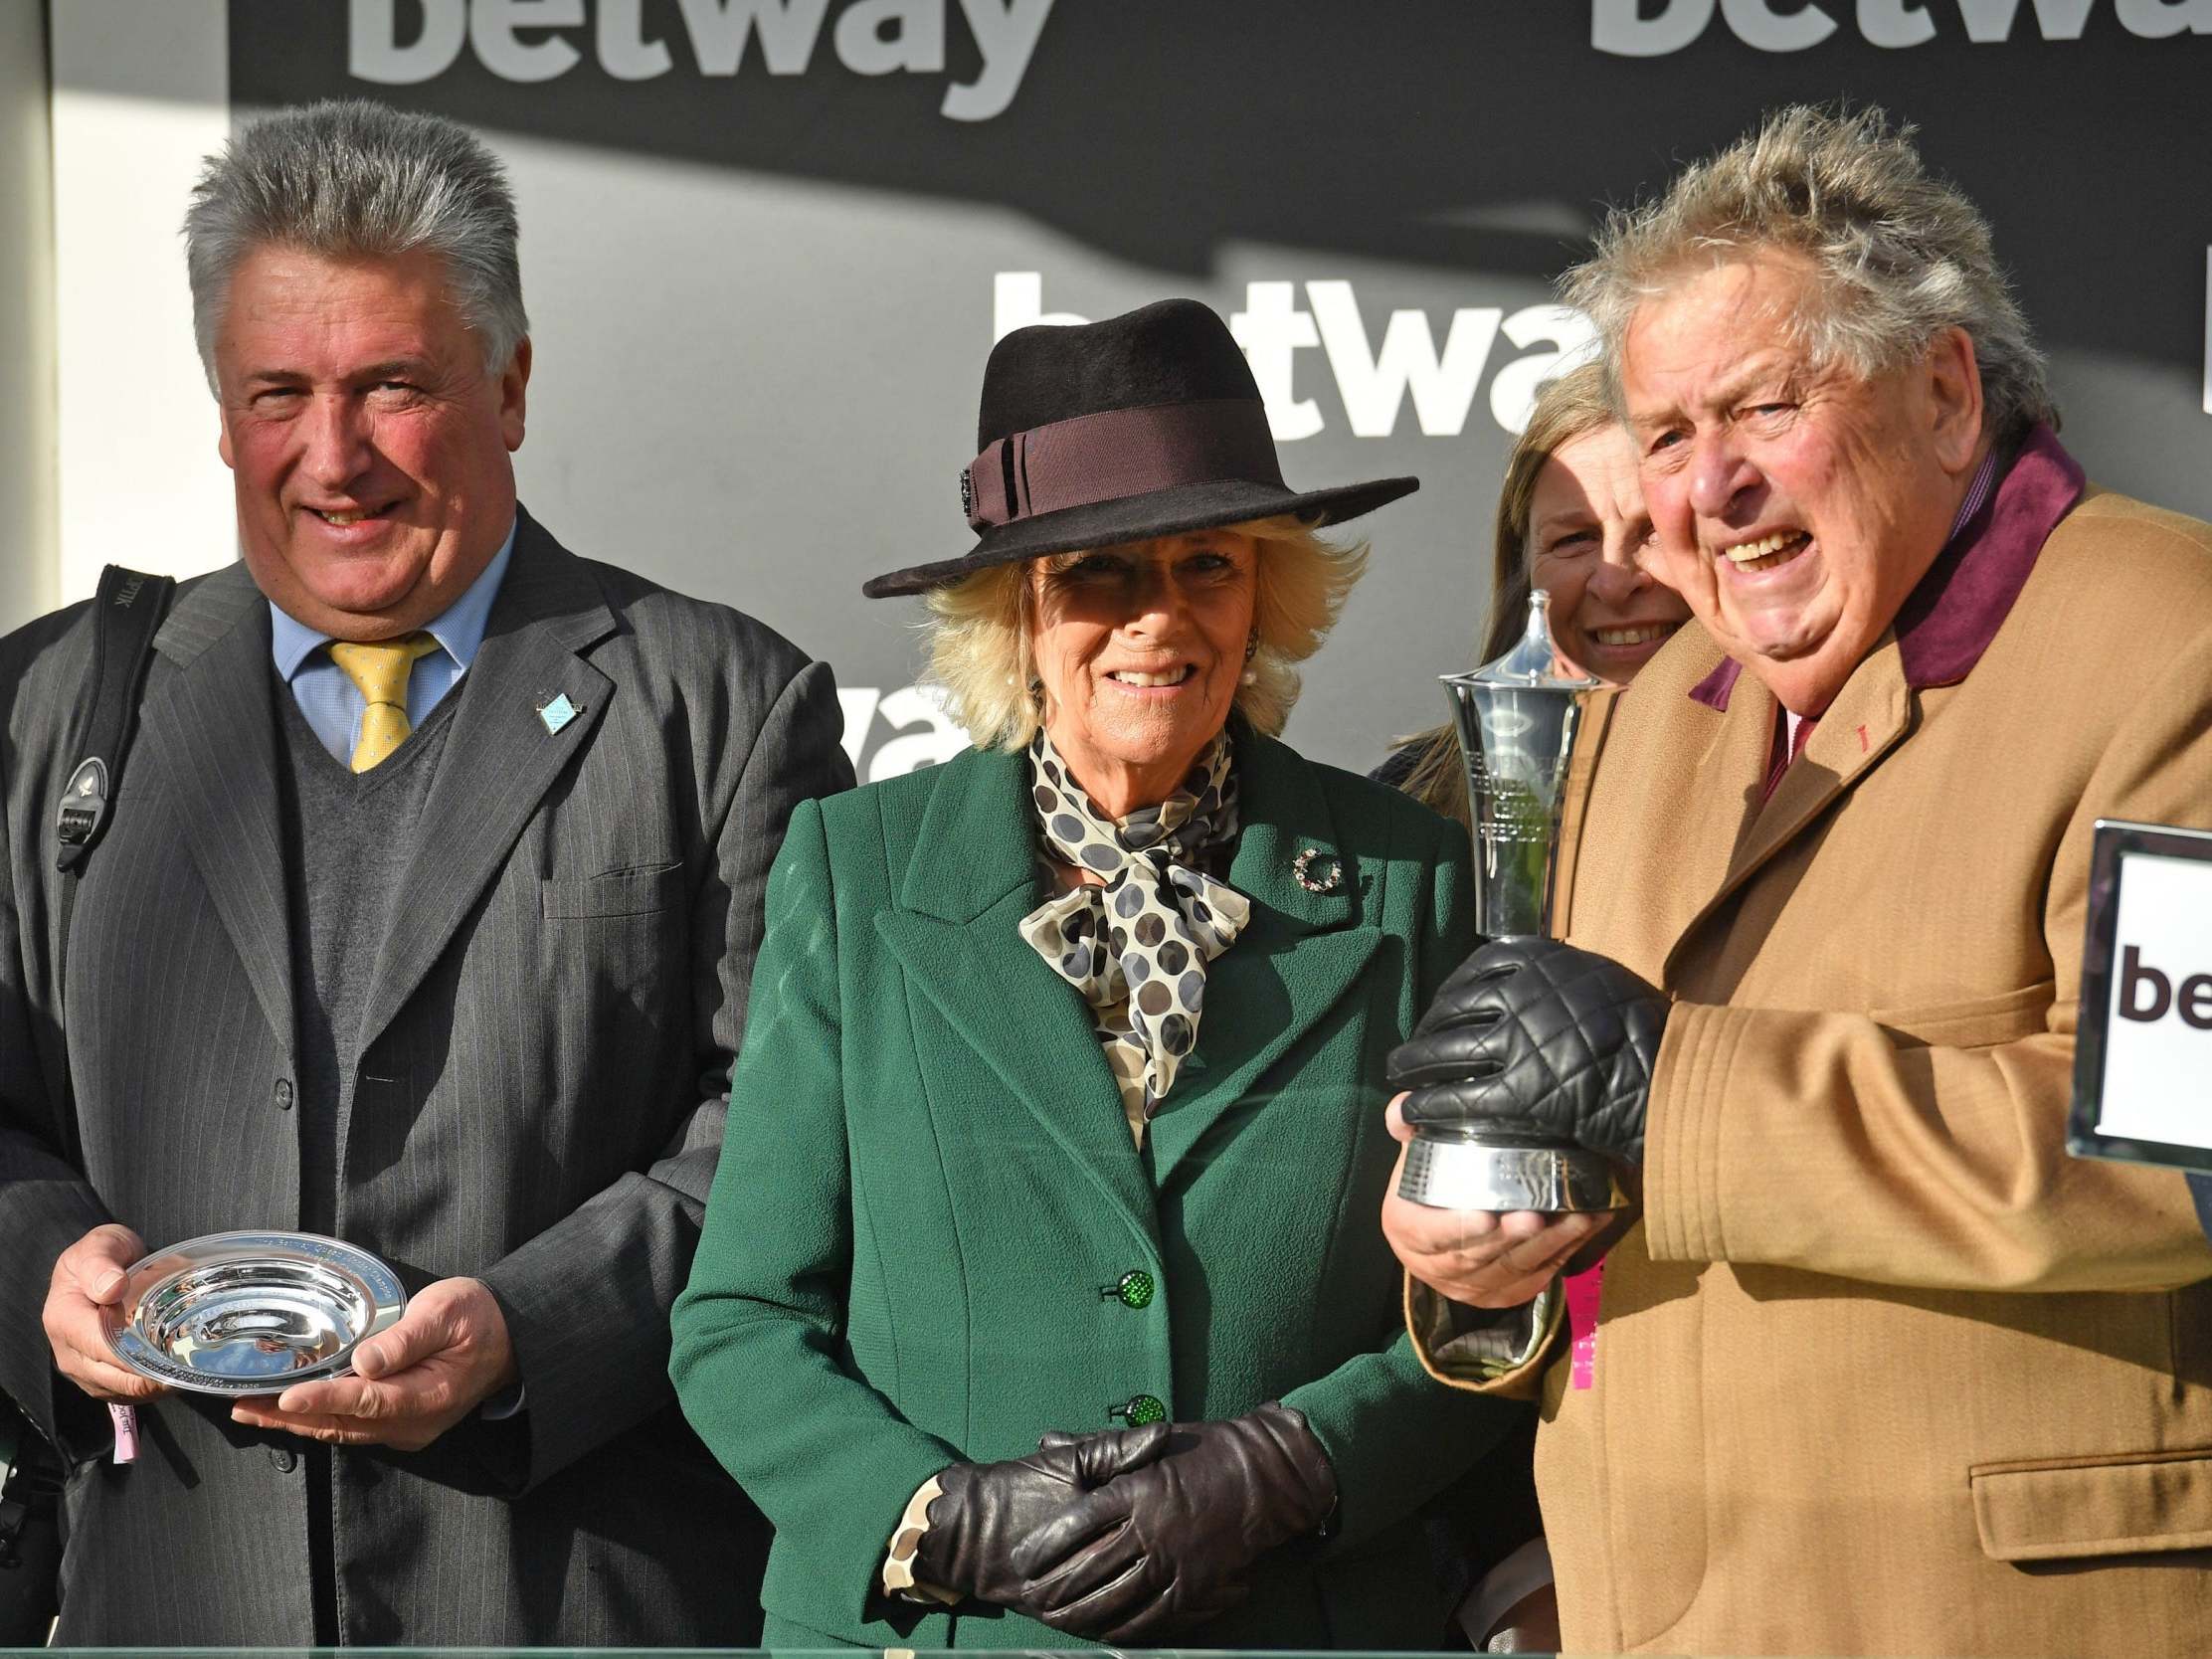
0, 511, 852, 1645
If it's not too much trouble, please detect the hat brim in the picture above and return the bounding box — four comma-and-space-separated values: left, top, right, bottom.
861, 474, 1420, 598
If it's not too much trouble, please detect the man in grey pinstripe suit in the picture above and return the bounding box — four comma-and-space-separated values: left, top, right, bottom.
0, 101, 851, 1645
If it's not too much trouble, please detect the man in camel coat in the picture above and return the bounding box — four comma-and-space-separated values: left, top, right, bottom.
1383, 106, 2212, 1657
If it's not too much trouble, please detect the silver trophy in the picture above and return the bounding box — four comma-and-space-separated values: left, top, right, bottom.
1397, 591, 1628, 1212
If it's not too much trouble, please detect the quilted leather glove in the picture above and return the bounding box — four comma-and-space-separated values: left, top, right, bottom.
1007, 1402, 1338, 1642
1388, 938, 1669, 1165
912, 1421, 1168, 1616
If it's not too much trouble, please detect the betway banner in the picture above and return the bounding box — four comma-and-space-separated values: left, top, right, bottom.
211, 0, 2211, 779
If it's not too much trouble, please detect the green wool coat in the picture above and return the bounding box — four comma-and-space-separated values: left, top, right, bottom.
670, 729, 1523, 1647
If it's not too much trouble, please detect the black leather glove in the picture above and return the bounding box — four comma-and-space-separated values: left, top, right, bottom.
1388, 938, 1669, 1165
1007, 1402, 1338, 1643
912, 1421, 1168, 1616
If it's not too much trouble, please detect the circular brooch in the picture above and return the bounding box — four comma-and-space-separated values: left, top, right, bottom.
1292, 846, 1344, 893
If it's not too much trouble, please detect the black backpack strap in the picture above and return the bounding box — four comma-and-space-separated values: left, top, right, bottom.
50, 566, 174, 1169
55, 567, 175, 874
0, 1403, 61, 1565
0, 1395, 63, 1641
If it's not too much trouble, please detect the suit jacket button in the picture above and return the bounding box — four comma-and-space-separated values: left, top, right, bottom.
1110, 1393, 1166, 1426
1099, 1270, 1156, 1309
274, 1078, 294, 1111
269, 1446, 296, 1473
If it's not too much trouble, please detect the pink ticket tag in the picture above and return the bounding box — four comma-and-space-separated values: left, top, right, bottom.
1565, 1262, 1604, 1391
109, 1402, 138, 1464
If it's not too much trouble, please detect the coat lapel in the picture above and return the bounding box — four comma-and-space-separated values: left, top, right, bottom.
139, 564, 295, 1055
1148, 732, 1379, 1188
355, 515, 615, 1052
1663, 638, 1914, 983
873, 747, 1159, 1250
1657, 658, 1778, 968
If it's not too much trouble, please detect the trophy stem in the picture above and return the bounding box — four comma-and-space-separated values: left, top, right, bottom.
1398, 591, 1628, 1212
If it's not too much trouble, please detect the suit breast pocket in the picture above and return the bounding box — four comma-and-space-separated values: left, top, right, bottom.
540, 861, 685, 920
531, 863, 689, 1067
1870, 980, 2055, 1049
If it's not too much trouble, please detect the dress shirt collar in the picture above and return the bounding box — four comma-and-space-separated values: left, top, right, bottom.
269, 521, 517, 682
1689, 424, 2085, 712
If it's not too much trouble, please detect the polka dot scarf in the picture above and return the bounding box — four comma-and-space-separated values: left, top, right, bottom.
1020, 728, 1249, 1119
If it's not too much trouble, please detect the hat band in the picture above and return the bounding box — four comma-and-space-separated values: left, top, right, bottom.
963, 399, 1284, 533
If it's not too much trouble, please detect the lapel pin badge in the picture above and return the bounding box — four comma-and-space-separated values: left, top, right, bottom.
1292, 846, 1343, 894
537, 692, 580, 735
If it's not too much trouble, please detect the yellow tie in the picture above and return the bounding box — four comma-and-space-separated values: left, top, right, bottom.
328, 634, 440, 774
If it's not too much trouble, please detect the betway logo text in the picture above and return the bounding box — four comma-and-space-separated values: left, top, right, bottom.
838, 685, 968, 779
350, 0, 1054, 121
1595, 0, 2212, 54
997, 276, 1596, 440
2119, 946, 2212, 1029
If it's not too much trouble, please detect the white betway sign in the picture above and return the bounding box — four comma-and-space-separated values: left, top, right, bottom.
838, 684, 968, 780
2093, 848, 2212, 1150
1594, 0, 2212, 53
350, 0, 1055, 121
996, 276, 1597, 440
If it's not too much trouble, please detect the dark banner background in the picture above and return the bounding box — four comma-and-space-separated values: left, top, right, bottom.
200, 0, 2209, 778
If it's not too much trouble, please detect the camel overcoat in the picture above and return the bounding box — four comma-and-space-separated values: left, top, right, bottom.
1437, 484, 2212, 1656
672, 729, 1527, 1648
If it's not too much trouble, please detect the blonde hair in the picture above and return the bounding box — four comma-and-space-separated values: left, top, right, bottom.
923, 516, 1369, 752
1394, 360, 1617, 829
1564, 103, 2054, 442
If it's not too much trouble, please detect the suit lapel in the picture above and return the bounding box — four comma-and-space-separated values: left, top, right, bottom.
355, 516, 615, 1052
1148, 732, 1379, 1188
1663, 638, 1914, 982
873, 747, 1159, 1250
140, 565, 296, 1054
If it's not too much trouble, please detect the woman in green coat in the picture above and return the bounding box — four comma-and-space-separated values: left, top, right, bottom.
670, 298, 1524, 1648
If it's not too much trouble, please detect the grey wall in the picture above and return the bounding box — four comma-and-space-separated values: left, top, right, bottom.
0, 0, 56, 633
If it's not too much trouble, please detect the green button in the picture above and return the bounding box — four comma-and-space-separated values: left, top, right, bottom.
1107, 1270, 1155, 1309
1114, 1393, 1167, 1427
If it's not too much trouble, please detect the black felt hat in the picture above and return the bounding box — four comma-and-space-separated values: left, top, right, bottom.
861, 298, 1419, 597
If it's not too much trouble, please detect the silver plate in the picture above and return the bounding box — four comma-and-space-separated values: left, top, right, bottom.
101, 1231, 406, 1395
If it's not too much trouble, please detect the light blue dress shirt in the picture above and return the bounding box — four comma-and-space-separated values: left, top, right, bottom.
269, 524, 516, 764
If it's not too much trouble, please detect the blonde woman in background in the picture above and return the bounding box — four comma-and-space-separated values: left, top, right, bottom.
1377, 360, 1691, 825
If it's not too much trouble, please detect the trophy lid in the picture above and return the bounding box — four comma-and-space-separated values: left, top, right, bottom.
1457, 589, 1601, 691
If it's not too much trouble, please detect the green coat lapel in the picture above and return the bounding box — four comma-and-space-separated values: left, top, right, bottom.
1148, 731, 1380, 1187
872, 745, 1158, 1251
877, 736, 1382, 1213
